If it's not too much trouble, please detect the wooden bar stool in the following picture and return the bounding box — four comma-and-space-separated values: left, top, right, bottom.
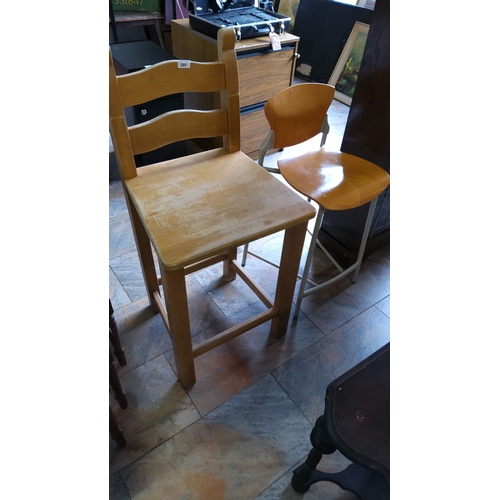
241, 83, 390, 317
109, 29, 315, 389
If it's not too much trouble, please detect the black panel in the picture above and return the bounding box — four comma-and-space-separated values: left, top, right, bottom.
133, 95, 188, 166
110, 40, 188, 165
292, 0, 372, 84
318, 0, 390, 264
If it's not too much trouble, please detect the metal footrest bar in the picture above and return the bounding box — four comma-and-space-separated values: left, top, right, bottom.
293, 198, 378, 318
301, 261, 359, 298
243, 249, 318, 286
244, 250, 280, 270
315, 237, 344, 273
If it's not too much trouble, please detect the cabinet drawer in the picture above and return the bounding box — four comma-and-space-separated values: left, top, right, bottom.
238, 46, 295, 108
240, 106, 269, 159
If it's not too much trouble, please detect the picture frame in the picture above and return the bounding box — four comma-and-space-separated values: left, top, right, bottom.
328, 21, 370, 106
277, 0, 302, 30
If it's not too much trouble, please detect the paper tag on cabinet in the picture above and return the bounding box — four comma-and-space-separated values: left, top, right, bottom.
269, 32, 281, 51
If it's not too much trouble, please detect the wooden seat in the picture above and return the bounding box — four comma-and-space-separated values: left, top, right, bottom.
109, 28, 316, 388
242, 83, 390, 317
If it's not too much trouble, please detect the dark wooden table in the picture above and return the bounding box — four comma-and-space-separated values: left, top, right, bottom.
292, 343, 390, 499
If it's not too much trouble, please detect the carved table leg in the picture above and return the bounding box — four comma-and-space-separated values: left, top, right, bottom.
292, 415, 337, 493
291, 415, 389, 500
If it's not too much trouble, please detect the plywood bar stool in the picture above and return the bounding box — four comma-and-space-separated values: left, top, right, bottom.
242, 83, 390, 318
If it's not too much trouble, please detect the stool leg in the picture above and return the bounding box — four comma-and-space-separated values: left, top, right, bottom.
241, 243, 249, 267
110, 406, 126, 447
294, 207, 325, 318
109, 301, 127, 366
161, 266, 196, 388
271, 221, 308, 338
124, 188, 160, 313
110, 350, 128, 409
350, 198, 378, 283
223, 247, 237, 282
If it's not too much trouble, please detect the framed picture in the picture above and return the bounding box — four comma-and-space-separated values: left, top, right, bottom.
277, 0, 302, 30
328, 21, 370, 106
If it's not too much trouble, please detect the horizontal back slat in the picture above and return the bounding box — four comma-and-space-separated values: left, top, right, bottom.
109, 28, 240, 180
117, 61, 227, 107
129, 109, 228, 155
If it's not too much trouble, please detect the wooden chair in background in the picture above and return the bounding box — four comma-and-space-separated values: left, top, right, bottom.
109, 28, 316, 389
241, 83, 390, 318
109, 300, 128, 446
109, 0, 165, 48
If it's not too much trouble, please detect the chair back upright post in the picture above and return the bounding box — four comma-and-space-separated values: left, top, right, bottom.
109, 28, 241, 181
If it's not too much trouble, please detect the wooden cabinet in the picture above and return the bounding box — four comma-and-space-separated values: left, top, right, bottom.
171, 19, 299, 159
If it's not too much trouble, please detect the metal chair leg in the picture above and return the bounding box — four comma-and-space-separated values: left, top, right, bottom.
293, 198, 379, 317
294, 207, 326, 318
350, 198, 378, 283
241, 243, 249, 266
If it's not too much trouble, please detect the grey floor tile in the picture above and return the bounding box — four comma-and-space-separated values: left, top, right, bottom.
112, 260, 227, 341
110, 473, 131, 500
110, 355, 201, 476
113, 297, 173, 376
182, 275, 228, 337
110, 212, 136, 260
343, 246, 390, 304
120, 375, 313, 500
273, 306, 390, 425
376, 295, 390, 318
110, 267, 132, 310
109, 251, 148, 303
298, 245, 390, 335
109, 153, 122, 182
239, 230, 315, 287
109, 180, 128, 219
168, 306, 326, 415
193, 251, 280, 318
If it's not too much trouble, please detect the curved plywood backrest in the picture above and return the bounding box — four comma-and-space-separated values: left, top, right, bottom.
264, 83, 335, 150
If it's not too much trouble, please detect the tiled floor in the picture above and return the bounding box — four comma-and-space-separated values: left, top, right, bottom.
109, 97, 390, 499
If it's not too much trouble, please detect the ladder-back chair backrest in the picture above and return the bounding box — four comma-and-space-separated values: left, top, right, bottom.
264, 83, 335, 150
109, 28, 241, 181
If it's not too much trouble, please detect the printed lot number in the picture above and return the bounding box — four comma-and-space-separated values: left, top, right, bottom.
113, 1, 144, 6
